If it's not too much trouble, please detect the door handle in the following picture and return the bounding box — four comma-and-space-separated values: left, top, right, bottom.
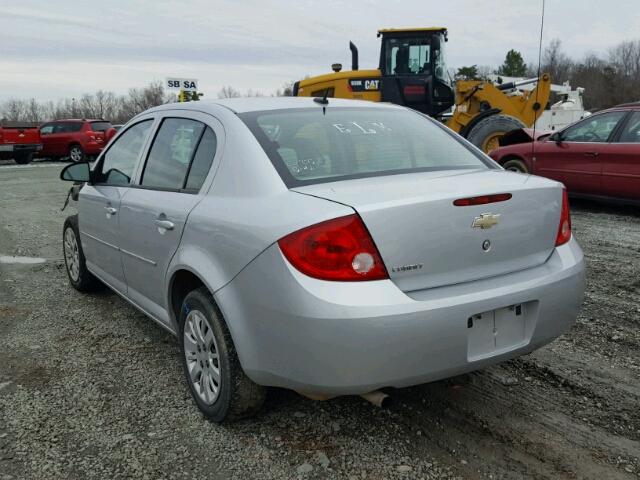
584, 151, 599, 157
155, 219, 175, 231
104, 206, 117, 215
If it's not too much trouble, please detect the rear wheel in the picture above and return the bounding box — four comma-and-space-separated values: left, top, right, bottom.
68, 144, 84, 163
179, 287, 266, 423
502, 158, 529, 173
466, 114, 526, 154
14, 153, 33, 165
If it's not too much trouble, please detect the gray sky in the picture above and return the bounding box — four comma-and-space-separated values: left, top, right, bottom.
1, 0, 639, 102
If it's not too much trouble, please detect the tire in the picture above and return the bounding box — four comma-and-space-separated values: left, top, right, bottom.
68, 144, 85, 163
63, 215, 102, 292
14, 153, 33, 165
502, 158, 529, 174
466, 114, 526, 154
179, 287, 266, 423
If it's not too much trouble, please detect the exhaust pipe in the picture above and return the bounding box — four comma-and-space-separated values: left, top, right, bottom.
349, 41, 359, 71
360, 390, 392, 408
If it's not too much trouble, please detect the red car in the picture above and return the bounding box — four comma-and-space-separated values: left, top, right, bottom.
39, 119, 116, 162
0, 121, 42, 164
490, 103, 640, 204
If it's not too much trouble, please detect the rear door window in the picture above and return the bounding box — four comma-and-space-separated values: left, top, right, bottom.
140, 118, 205, 190
240, 107, 491, 187
61, 122, 83, 133
185, 127, 217, 191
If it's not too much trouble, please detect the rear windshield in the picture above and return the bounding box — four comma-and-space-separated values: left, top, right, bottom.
239, 107, 491, 187
91, 121, 112, 132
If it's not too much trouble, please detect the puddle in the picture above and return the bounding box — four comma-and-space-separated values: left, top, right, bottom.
0, 255, 47, 264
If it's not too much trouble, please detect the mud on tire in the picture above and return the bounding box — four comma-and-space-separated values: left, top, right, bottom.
179, 287, 266, 423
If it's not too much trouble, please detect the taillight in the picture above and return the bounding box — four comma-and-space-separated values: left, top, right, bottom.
555, 189, 571, 246
403, 85, 425, 96
278, 214, 388, 281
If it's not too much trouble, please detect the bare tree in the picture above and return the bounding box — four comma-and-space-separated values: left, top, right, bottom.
275, 81, 296, 96
541, 39, 573, 83
1, 99, 27, 121
218, 86, 242, 99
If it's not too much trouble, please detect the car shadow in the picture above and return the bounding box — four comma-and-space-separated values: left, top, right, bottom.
570, 197, 640, 218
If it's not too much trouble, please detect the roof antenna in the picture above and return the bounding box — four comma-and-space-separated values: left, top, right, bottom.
531, 0, 545, 166
313, 88, 330, 114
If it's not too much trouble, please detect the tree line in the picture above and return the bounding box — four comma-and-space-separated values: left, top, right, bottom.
455, 38, 640, 110
0, 81, 294, 125
0, 82, 174, 125
2, 38, 638, 124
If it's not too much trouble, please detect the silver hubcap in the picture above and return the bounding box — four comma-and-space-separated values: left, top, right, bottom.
70, 147, 82, 162
183, 310, 221, 405
64, 228, 80, 281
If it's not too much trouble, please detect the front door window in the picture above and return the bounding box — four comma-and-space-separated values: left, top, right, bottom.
96, 120, 153, 185
561, 111, 626, 143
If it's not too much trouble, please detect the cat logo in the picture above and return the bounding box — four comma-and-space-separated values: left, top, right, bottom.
364, 80, 379, 90
348, 78, 381, 92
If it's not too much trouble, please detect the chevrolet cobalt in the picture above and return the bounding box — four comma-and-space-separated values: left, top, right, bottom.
60, 97, 585, 422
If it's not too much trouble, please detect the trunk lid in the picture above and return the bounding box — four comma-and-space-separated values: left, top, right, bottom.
293, 169, 562, 292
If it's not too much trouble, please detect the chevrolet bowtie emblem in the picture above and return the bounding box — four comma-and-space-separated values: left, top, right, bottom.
472, 213, 501, 229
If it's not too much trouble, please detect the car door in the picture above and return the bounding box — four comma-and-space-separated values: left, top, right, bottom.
118, 113, 221, 325
39, 123, 55, 155
50, 123, 70, 155
603, 110, 640, 201
533, 111, 627, 195
78, 118, 155, 294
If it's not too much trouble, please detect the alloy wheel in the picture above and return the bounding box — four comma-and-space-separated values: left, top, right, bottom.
69, 146, 83, 162
64, 228, 80, 281
183, 310, 221, 405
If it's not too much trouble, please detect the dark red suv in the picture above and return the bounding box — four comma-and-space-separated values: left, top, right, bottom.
39, 119, 116, 161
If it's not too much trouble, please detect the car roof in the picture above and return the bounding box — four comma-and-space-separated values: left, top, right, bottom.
48, 119, 107, 123
148, 96, 404, 114
609, 102, 640, 110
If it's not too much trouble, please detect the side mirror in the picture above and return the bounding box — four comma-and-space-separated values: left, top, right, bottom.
550, 132, 562, 144
60, 161, 91, 183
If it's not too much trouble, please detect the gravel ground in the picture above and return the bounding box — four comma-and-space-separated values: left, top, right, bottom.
0, 162, 638, 479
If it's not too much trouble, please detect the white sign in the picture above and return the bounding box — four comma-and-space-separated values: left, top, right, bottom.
166, 78, 199, 92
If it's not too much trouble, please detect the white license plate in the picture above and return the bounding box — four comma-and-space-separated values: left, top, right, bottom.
467, 302, 535, 361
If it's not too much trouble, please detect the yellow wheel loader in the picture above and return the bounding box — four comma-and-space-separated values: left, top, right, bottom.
293, 28, 551, 153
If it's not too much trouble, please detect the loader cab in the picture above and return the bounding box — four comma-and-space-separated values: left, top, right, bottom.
377, 28, 454, 117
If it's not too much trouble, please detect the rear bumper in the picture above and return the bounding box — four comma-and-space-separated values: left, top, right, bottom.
216, 237, 585, 395
0, 143, 42, 153
84, 141, 104, 155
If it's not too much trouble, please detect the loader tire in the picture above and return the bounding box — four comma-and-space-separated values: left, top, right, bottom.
466, 114, 525, 154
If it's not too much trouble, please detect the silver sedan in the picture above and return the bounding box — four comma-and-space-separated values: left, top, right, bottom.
60, 97, 585, 422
